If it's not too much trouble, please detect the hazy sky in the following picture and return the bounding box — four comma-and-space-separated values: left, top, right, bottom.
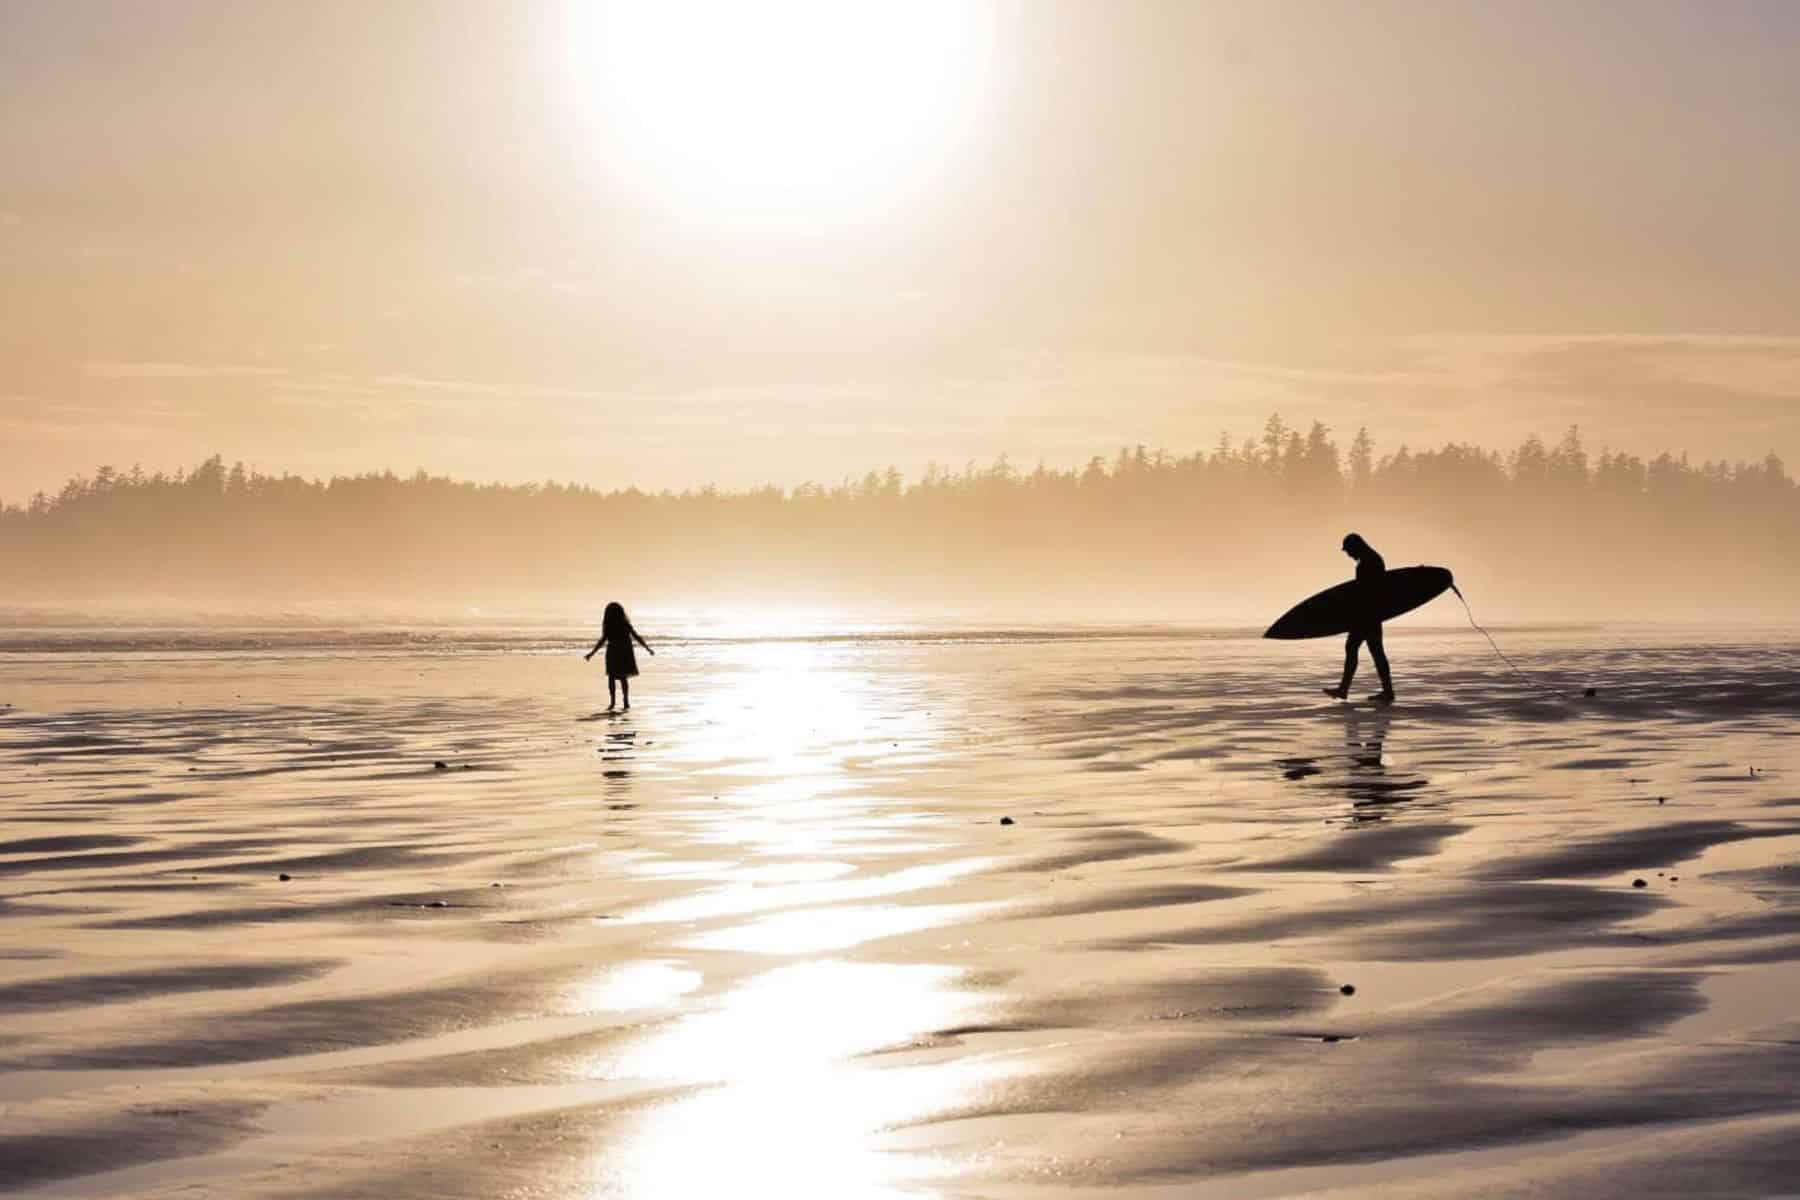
4, 0, 1800, 500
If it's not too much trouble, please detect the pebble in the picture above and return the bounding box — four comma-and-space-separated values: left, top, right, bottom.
434, 761, 448, 770
278, 873, 291, 882
999, 816, 1015, 826
429, 900, 448, 908
1584, 687, 1597, 698
1339, 984, 1356, 996
1632, 878, 1648, 888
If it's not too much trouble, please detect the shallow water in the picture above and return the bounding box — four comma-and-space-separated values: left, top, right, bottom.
1, 628, 1797, 1197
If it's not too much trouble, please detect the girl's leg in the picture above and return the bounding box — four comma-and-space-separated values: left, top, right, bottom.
607, 677, 617, 710
621, 678, 631, 710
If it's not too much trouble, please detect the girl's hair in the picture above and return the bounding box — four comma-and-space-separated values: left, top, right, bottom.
602, 601, 630, 637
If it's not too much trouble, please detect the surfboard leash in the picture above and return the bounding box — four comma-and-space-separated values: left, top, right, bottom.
1448, 583, 1566, 698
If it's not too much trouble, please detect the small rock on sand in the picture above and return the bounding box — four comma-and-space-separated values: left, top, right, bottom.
999, 816, 1015, 826
430, 900, 448, 908
1339, 984, 1356, 995
1632, 878, 1648, 888
278, 873, 291, 882
1584, 687, 1597, 698
434, 761, 448, 770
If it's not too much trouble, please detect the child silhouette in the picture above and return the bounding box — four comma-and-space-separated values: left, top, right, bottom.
585, 602, 655, 710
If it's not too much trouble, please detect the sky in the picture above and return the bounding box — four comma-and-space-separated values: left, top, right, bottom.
4, 0, 1800, 501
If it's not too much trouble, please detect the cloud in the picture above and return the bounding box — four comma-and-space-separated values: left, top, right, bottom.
1333, 334, 1800, 457
1495, 336, 1800, 407
358, 374, 615, 401
910, 337, 1800, 464
82, 361, 286, 380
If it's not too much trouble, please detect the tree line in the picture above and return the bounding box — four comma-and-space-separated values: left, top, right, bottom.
4, 417, 1794, 620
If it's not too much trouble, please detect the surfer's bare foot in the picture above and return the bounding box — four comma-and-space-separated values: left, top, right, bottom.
1367, 691, 1396, 704
1322, 687, 1348, 700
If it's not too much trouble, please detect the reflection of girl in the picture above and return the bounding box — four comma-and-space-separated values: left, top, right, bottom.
584, 602, 655, 711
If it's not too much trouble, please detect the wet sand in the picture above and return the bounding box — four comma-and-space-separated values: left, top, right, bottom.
1, 628, 1797, 1197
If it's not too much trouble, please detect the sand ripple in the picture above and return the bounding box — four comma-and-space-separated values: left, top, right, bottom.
1, 630, 1797, 1196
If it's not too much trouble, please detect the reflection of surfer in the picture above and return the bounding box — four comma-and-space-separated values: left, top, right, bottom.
1323, 533, 1396, 704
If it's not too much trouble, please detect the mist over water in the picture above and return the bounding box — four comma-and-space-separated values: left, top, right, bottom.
5, 418, 1798, 626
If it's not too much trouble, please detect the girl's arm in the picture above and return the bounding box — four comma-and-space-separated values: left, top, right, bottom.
583, 636, 605, 661
632, 628, 655, 655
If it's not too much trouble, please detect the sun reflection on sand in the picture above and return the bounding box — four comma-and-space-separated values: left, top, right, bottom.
556, 643, 1008, 1194
589, 1062, 987, 1199
584, 961, 998, 1198
675, 640, 933, 776
570, 961, 704, 1012
684, 900, 998, 954
601, 961, 972, 1082
557, 634, 1002, 1193
621, 858, 996, 927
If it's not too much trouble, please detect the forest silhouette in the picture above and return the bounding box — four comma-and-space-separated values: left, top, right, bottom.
5, 416, 1794, 622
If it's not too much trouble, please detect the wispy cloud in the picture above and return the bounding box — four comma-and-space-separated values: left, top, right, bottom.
82, 361, 286, 380
358, 374, 615, 401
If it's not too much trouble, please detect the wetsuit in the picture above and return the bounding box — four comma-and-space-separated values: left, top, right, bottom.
1341, 546, 1395, 697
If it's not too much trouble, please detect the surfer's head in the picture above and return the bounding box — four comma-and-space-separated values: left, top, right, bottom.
1341, 532, 1370, 560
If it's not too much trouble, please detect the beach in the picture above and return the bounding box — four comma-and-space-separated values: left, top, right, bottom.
2, 626, 1797, 1198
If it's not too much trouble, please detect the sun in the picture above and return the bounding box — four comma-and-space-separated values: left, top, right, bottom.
565, 1, 992, 232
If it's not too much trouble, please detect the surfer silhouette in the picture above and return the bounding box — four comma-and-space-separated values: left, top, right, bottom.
1323, 533, 1396, 704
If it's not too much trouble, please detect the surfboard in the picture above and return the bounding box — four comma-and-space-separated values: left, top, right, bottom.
1264, 565, 1455, 640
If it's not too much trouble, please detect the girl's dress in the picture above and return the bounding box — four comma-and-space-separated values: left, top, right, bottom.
605, 631, 639, 679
